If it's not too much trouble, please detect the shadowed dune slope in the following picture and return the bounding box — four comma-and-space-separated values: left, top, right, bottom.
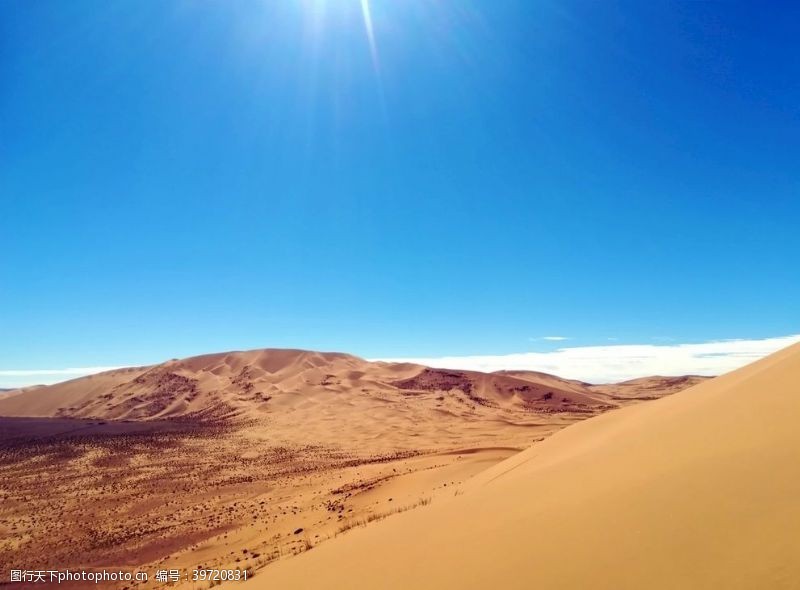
245, 342, 800, 590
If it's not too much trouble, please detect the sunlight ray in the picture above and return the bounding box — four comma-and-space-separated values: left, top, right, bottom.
360, 0, 380, 72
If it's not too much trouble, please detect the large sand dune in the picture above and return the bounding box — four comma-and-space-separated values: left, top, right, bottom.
0, 349, 612, 422
0, 350, 698, 425
0, 349, 679, 454
244, 342, 800, 589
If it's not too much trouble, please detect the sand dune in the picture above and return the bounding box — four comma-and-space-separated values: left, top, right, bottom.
244, 342, 800, 590
0, 349, 613, 423
0, 349, 642, 457
0, 349, 700, 464
1, 349, 705, 587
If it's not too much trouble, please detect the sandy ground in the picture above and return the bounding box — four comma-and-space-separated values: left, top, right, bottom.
0, 349, 704, 589
241, 343, 800, 590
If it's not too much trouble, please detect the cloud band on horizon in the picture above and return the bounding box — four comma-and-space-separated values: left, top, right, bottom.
2, 335, 799, 388
375, 334, 800, 384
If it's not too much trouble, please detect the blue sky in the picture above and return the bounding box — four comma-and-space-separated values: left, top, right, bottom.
1, 1, 799, 385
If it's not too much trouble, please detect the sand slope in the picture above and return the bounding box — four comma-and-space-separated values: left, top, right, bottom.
246, 342, 800, 590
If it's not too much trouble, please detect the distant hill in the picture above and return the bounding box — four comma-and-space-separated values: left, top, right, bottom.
0, 348, 701, 423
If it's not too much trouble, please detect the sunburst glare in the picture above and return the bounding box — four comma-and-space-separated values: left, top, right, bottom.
359, 0, 380, 72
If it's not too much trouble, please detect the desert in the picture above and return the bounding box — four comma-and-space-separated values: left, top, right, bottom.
4, 1, 799, 588
0, 349, 704, 588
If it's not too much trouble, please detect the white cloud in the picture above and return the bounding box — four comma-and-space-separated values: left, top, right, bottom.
541, 336, 569, 341
4, 334, 799, 389
0, 367, 121, 389
376, 334, 800, 384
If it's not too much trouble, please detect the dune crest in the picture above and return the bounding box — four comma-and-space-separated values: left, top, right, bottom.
246, 342, 800, 590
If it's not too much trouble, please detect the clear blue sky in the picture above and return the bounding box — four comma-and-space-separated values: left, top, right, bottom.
1, 0, 799, 374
